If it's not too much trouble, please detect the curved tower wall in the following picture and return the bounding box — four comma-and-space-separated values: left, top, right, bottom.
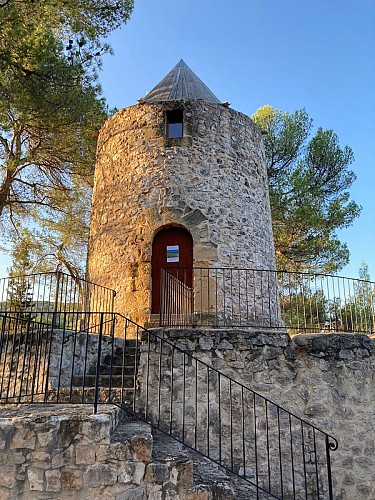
87, 100, 278, 325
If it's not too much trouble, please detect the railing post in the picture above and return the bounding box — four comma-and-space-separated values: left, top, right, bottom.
160, 269, 165, 327
93, 312, 104, 414
52, 271, 62, 330
326, 434, 337, 500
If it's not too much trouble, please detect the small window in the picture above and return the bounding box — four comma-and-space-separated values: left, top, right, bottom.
166, 110, 183, 138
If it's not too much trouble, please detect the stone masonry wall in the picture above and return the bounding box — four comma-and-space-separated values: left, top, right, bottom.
143, 329, 375, 500
87, 101, 277, 325
0, 405, 198, 500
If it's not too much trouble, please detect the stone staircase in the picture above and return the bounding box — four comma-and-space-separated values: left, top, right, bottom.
70, 339, 139, 406
68, 341, 273, 499
65, 331, 288, 499
115, 415, 274, 500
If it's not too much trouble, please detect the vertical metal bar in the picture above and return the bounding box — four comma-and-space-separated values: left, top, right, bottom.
313, 428, 320, 499
182, 352, 186, 442
370, 280, 375, 334
157, 338, 163, 427
31, 320, 42, 397
18, 313, 31, 402
238, 269, 241, 326
229, 379, 233, 469
56, 311, 67, 403
6, 313, 20, 401
265, 401, 271, 492
93, 312, 104, 414
252, 269, 256, 324
326, 435, 334, 500
133, 324, 140, 413
289, 414, 296, 499
222, 269, 226, 327
0, 314, 11, 397
301, 422, 308, 500
169, 346, 174, 435
107, 313, 115, 402
241, 386, 246, 478
52, 272, 61, 330
69, 318, 78, 402
342, 278, 349, 332
207, 367, 210, 457
326, 274, 332, 330
245, 270, 249, 324
81, 313, 90, 403
215, 268, 218, 326
267, 270, 272, 328
277, 407, 284, 497
145, 330, 151, 420
43, 321, 54, 403
122, 318, 128, 408
253, 393, 259, 498
218, 373, 222, 464
195, 358, 198, 450
230, 269, 234, 325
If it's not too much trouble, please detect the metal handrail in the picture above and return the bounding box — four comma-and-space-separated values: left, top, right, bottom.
0, 271, 116, 322
160, 267, 375, 334
0, 310, 337, 499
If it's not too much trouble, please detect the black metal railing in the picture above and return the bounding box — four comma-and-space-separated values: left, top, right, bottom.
160, 267, 375, 333
0, 311, 337, 499
0, 272, 116, 329
160, 268, 193, 327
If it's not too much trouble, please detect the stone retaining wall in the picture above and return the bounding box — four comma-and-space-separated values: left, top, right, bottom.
0, 405, 196, 500
150, 329, 375, 500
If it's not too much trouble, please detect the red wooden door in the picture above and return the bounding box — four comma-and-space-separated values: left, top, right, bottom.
151, 227, 193, 313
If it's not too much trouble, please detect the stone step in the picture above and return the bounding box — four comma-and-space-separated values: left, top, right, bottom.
72, 374, 136, 388
145, 314, 161, 328
45, 387, 135, 407
151, 429, 276, 500
88, 364, 136, 376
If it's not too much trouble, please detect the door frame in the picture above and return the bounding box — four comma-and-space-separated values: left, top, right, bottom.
150, 225, 193, 314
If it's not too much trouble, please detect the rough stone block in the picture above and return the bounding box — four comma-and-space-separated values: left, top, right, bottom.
28, 451, 50, 468
37, 430, 55, 448
185, 485, 210, 500
116, 485, 146, 500
51, 445, 74, 468
129, 435, 152, 462
27, 468, 44, 491
75, 444, 96, 465
0, 467, 16, 489
118, 462, 145, 485
45, 469, 61, 492
145, 463, 171, 484
147, 484, 163, 500
81, 416, 111, 443
10, 428, 36, 450
61, 468, 83, 490
96, 442, 130, 462
83, 464, 118, 487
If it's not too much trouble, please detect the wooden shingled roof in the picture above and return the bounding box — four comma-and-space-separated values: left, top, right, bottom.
142, 59, 221, 104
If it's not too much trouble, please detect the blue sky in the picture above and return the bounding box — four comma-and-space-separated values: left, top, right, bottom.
1, 0, 374, 278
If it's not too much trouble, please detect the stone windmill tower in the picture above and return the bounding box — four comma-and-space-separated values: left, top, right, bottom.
87, 60, 278, 326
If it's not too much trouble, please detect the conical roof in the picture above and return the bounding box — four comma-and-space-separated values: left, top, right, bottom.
142, 59, 221, 104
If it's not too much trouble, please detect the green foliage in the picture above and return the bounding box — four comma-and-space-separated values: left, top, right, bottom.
0, 0, 133, 276
6, 231, 37, 316
252, 105, 361, 273
339, 261, 375, 333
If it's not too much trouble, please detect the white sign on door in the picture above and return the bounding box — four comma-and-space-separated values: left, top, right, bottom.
166, 245, 179, 263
